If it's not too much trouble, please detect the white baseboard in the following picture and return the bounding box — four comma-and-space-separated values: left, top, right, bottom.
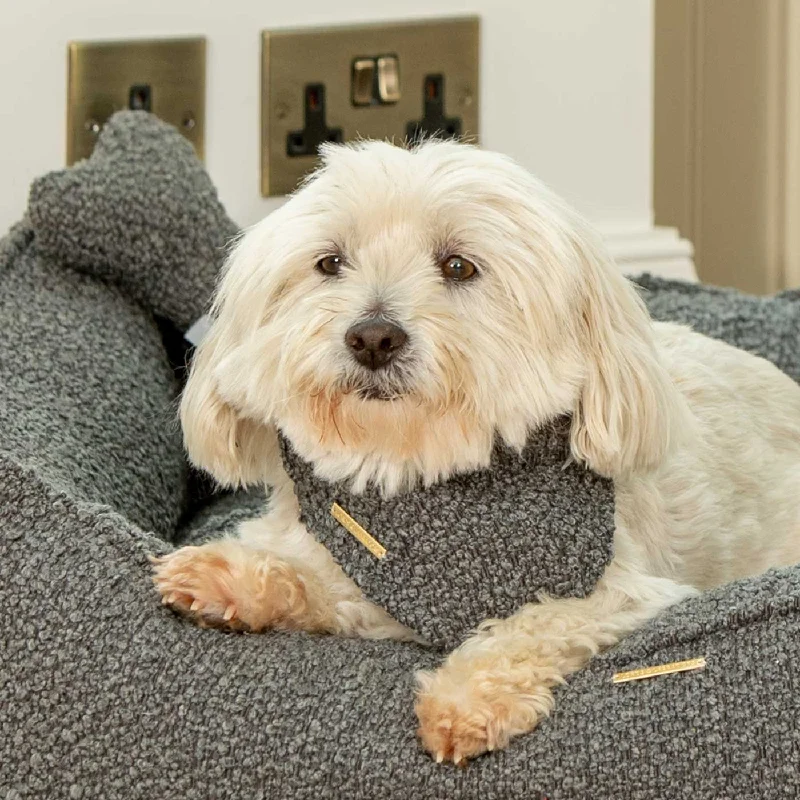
598, 225, 698, 282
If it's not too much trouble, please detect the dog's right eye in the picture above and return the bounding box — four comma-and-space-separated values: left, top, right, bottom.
440, 255, 478, 282
316, 255, 344, 276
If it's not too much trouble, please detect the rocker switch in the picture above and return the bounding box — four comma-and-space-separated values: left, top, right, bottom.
376, 55, 400, 103
352, 58, 375, 106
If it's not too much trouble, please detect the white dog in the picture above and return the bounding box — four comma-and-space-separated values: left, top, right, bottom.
153, 140, 800, 764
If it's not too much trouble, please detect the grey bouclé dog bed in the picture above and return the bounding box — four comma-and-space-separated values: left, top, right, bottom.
3, 112, 800, 800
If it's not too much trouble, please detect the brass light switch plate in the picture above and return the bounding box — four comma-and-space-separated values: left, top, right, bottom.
261, 17, 480, 196
67, 37, 206, 165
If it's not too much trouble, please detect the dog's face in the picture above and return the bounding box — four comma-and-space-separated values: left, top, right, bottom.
182, 141, 676, 491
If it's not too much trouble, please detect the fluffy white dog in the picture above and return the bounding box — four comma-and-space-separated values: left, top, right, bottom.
153, 140, 800, 764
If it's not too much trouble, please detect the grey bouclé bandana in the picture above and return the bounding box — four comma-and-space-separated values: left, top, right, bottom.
280, 416, 616, 650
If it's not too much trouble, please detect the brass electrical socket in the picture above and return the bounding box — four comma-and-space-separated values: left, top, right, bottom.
261, 17, 480, 196
67, 37, 206, 165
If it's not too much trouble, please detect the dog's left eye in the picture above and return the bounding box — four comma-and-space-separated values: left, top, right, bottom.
316, 255, 344, 276
440, 255, 478, 282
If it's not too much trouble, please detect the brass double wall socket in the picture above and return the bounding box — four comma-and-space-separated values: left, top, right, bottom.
261, 17, 480, 196
67, 37, 206, 165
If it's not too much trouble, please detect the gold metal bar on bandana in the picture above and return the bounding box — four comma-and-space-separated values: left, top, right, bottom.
612, 656, 707, 684
331, 502, 387, 560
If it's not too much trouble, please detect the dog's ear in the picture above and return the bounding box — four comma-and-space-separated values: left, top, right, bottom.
568, 232, 680, 477
180, 214, 293, 489
180, 319, 280, 489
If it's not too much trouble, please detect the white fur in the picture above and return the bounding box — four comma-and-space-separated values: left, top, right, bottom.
152, 140, 800, 764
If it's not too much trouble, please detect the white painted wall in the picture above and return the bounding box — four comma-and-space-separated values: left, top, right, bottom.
0, 0, 654, 238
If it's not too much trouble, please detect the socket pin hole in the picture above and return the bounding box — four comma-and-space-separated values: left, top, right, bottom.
129, 84, 152, 112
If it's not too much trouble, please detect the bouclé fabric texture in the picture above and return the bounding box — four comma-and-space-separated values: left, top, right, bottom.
635, 273, 800, 383
27, 111, 238, 332
2, 112, 800, 799
281, 420, 615, 650
0, 219, 187, 538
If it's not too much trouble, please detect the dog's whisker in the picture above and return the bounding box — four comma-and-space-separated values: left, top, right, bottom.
330, 399, 346, 446
308, 314, 337, 340
275, 389, 308, 408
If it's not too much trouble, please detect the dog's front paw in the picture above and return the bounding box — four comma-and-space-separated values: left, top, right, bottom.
415, 664, 554, 765
151, 541, 321, 632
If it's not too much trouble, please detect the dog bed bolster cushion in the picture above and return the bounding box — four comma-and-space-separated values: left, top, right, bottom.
27, 111, 238, 332
0, 219, 188, 538
0, 112, 237, 538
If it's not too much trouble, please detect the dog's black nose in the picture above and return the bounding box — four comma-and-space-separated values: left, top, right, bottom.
345, 318, 408, 370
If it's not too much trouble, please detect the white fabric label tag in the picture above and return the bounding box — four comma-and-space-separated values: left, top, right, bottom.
184, 315, 212, 347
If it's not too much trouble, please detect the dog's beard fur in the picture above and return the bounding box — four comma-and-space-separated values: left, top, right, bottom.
181, 139, 679, 494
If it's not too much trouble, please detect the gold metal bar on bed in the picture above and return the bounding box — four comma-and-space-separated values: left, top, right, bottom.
612, 656, 707, 684
331, 502, 387, 560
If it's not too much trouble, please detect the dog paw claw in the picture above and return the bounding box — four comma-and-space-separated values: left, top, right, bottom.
150, 542, 318, 634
